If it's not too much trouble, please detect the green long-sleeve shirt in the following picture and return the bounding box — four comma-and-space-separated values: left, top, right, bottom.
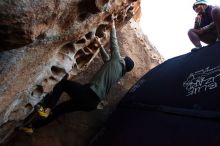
89, 27, 126, 100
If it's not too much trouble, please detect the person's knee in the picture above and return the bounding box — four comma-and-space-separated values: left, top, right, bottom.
188, 29, 196, 37
188, 29, 192, 36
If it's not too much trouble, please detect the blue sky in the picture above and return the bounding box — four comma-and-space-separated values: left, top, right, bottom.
140, 0, 219, 59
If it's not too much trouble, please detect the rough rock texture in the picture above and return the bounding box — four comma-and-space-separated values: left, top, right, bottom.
0, 0, 164, 145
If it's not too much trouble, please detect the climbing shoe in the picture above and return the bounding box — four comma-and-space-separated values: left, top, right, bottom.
20, 126, 34, 135
191, 46, 201, 52
37, 106, 51, 118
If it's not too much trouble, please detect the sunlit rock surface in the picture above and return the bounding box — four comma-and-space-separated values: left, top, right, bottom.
0, 0, 163, 145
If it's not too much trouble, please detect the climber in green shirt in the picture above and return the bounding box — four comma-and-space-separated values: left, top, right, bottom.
21, 15, 134, 134
90, 21, 133, 100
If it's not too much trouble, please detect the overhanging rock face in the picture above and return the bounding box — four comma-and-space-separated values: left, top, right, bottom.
0, 0, 137, 51
0, 0, 164, 144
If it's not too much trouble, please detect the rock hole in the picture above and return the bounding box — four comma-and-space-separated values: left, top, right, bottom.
116, 15, 124, 22
60, 43, 75, 55
85, 32, 93, 40
78, 0, 100, 14
152, 55, 157, 59
76, 38, 86, 44
87, 42, 99, 51
49, 76, 58, 81
42, 77, 58, 93
78, 12, 90, 22
56, 53, 73, 66
76, 54, 93, 68
128, 6, 134, 11
75, 49, 85, 59
43, 78, 48, 84
75, 50, 93, 68
31, 85, 44, 97
25, 103, 33, 111
95, 24, 108, 38
83, 47, 93, 54
129, 0, 137, 2
73, 63, 78, 69
104, 15, 112, 22
56, 53, 65, 62
51, 66, 66, 76
125, 15, 132, 21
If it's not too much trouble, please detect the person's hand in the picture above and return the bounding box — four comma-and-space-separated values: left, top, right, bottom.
109, 14, 116, 28
195, 28, 204, 35
94, 37, 102, 48
195, 14, 202, 22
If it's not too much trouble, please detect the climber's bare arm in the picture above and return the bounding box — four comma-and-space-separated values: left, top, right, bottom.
94, 37, 110, 62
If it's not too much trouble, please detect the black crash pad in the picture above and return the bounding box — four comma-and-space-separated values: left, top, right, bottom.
90, 42, 220, 146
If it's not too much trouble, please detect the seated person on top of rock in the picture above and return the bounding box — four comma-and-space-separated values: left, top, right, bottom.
21, 14, 134, 134
188, 0, 220, 49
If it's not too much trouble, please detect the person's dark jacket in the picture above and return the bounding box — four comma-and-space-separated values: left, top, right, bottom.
194, 5, 215, 31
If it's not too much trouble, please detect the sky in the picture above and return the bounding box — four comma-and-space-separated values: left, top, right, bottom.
140, 0, 219, 59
